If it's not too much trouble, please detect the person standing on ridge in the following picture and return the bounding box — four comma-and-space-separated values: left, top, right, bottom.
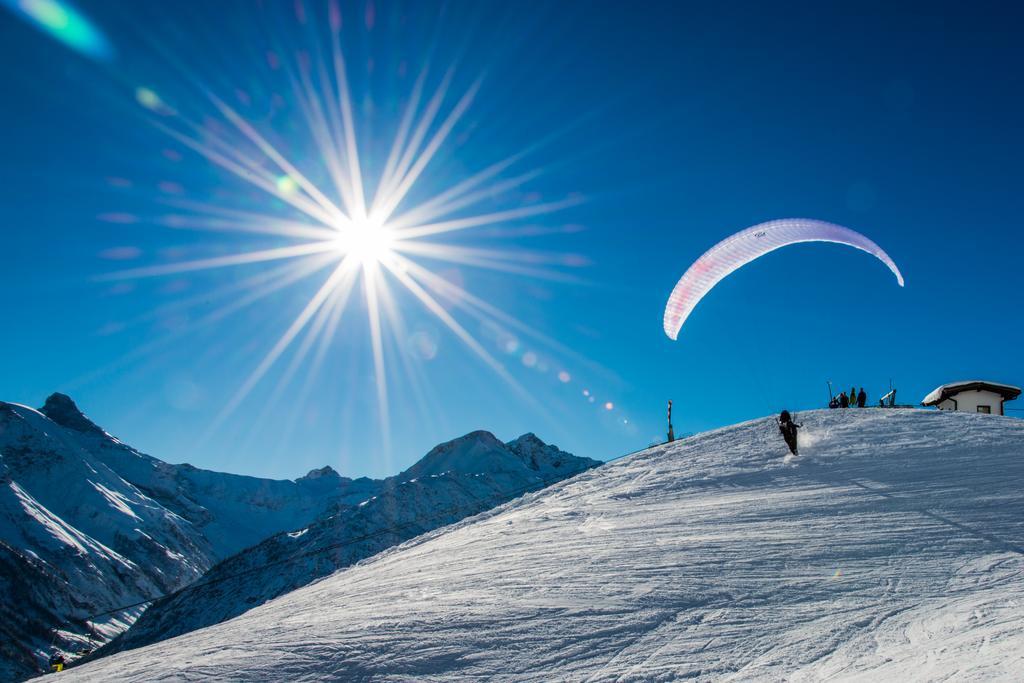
839, 391, 849, 408
850, 386, 857, 407
857, 387, 867, 408
778, 410, 801, 455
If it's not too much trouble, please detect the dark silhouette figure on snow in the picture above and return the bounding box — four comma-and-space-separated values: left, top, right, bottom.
778, 410, 801, 456
839, 392, 849, 408
857, 388, 867, 408
49, 653, 66, 672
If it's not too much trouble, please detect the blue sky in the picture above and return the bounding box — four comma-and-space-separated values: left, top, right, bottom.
1, 0, 1021, 480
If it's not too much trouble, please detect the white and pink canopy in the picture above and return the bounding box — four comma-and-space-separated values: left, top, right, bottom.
663, 218, 904, 340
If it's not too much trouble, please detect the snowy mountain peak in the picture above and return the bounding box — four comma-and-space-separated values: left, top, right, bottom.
297, 465, 341, 481
455, 429, 506, 448
506, 431, 595, 473
39, 392, 106, 436
506, 431, 545, 449
398, 430, 599, 482
398, 430, 508, 479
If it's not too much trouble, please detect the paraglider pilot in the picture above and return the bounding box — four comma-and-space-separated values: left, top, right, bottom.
778, 410, 801, 456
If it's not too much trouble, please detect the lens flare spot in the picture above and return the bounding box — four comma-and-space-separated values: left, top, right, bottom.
158, 181, 185, 195
135, 87, 173, 114
99, 246, 142, 261
558, 370, 571, 383
136, 87, 158, 108
3, 0, 115, 61
97, 212, 138, 224
521, 351, 538, 368
276, 174, 299, 195
408, 330, 438, 360
604, 401, 614, 411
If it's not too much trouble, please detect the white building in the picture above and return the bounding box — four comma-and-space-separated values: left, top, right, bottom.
921, 381, 1021, 415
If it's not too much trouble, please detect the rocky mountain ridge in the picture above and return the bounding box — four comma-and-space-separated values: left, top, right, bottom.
0, 393, 596, 680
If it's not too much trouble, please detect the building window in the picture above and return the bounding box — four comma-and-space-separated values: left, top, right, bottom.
977, 405, 991, 414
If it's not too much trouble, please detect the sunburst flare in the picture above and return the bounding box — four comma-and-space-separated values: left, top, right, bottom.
106, 0, 589, 449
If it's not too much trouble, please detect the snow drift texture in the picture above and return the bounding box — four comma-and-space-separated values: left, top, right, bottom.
67, 408, 1024, 681
96, 430, 598, 656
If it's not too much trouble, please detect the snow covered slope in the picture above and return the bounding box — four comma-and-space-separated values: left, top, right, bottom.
95, 430, 599, 656
66, 409, 1024, 681
0, 394, 380, 680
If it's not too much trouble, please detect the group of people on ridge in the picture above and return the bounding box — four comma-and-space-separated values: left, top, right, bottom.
829, 386, 867, 409
779, 386, 874, 457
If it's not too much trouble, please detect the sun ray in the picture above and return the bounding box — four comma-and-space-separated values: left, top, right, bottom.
157, 104, 344, 225
210, 258, 356, 431
291, 56, 355, 220
328, 16, 367, 219
205, 92, 352, 226
243, 270, 359, 453
386, 166, 540, 232
394, 196, 583, 240
393, 240, 578, 266
380, 257, 521, 394
69, 253, 337, 395
271, 280, 353, 457
266, 278, 350, 405
375, 63, 431, 206
99, 242, 340, 280
155, 208, 338, 241
197, 254, 342, 327
372, 68, 455, 214
154, 121, 341, 227
392, 241, 587, 283
373, 275, 443, 440
119, 252, 339, 334
373, 79, 482, 224
283, 4, 360, 214
392, 254, 573, 359
362, 261, 391, 453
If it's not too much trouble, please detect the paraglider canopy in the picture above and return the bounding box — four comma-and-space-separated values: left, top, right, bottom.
663, 218, 904, 340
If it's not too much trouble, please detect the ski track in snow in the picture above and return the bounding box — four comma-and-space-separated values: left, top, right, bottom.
67, 409, 1024, 682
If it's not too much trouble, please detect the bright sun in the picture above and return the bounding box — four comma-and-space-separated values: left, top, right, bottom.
110, 14, 582, 445
334, 218, 396, 265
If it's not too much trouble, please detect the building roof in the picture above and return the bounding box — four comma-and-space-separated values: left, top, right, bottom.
922, 381, 1022, 406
